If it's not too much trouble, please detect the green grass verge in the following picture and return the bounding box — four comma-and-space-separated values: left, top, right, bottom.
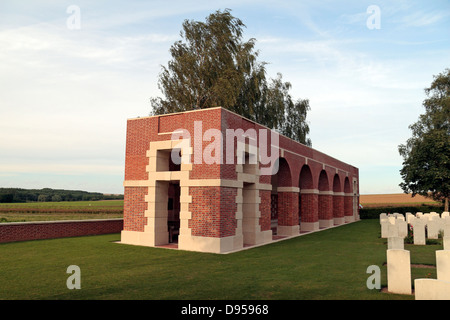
0, 220, 442, 300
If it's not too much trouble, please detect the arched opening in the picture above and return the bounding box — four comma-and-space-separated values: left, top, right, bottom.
270, 158, 291, 235
299, 165, 318, 232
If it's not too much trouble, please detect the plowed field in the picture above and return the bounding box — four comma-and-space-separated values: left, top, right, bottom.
360, 193, 440, 207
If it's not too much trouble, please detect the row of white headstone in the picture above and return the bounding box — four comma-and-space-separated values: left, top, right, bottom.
380, 212, 450, 299
380, 211, 450, 248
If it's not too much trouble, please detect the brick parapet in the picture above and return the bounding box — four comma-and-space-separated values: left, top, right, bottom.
0, 219, 123, 244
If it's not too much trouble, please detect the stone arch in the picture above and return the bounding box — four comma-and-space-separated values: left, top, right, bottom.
275, 157, 292, 187
333, 174, 341, 193
299, 165, 314, 189
344, 177, 351, 193
318, 170, 329, 191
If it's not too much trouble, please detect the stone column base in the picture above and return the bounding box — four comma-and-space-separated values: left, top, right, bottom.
300, 221, 319, 232
319, 219, 334, 229
345, 215, 355, 223
278, 225, 300, 236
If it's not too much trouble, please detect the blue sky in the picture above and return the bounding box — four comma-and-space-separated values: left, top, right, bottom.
0, 0, 449, 195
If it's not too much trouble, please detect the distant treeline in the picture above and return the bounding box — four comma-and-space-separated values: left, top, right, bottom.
0, 188, 124, 203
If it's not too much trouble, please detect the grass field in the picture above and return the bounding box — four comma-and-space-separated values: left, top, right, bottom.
0, 219, 442, 300
360, 193, 441, 208
0, 200, 123, 222
0, 194, 442, 223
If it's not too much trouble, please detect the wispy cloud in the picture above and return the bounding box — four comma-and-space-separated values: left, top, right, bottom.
397, 10, 447, 27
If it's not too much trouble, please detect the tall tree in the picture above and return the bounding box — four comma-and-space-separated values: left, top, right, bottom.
398, 68, 450, 211
150, 9, 312, 146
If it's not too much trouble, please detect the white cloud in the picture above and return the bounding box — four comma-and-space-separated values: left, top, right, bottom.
397, 10, 447, 27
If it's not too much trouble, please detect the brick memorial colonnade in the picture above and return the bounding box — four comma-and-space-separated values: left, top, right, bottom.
121, 107, 360, 253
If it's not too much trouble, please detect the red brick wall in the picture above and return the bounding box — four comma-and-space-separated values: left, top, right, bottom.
123, 187, 148, 232
125, 117, 156, 181
188, 109, 222, 180
259, 190, 271, 231
300, 193, 319, 223
189, 186, 237, 238
0, 219, 123, 244
344, 196, 353, 217
278, 192, 299, 226
333, 195, 344, 218
318, 194, 333, 220
220, 187, 238, 237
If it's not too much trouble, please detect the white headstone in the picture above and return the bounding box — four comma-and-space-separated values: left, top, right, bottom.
444, 223, 450, 250
411, 217, 426, 245
427, 219, 440, 239
381, 220, 390, 238
406, 212, 414, 224
388, 220, 399, 238
387, 249, 412, 295
436, 250, 450, 282
388, 236, 404, 250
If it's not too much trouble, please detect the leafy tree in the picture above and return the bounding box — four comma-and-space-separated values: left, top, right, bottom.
150, 9, 312, 146
51, 195, 62, 202
38, 194, 48, 202
398, 68, 450, 211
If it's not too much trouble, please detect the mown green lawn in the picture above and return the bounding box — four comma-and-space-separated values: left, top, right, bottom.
0, 219, 442, 300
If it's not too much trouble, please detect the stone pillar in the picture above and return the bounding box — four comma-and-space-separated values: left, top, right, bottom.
144, 181, 170, 246
241, 184, 265, 245
387, 249, 412, 295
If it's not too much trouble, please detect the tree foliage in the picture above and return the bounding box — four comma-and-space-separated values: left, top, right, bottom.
398, 68, 450, 210
0, 188, 123, 203
150, 9, 311, 146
